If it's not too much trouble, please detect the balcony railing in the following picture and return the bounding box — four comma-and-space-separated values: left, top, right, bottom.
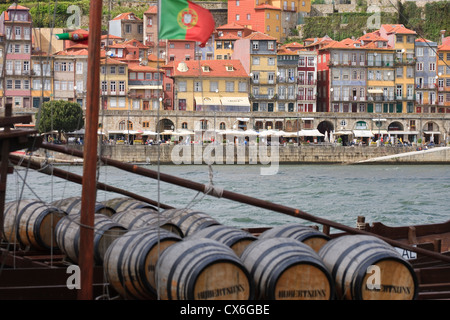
298, 79, 316, 85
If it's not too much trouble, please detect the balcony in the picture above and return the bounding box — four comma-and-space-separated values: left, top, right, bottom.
298, 79, 316, 86
394, 58, 416, 66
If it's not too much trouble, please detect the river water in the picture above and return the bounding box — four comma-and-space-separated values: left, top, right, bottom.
6, 163, 449, 231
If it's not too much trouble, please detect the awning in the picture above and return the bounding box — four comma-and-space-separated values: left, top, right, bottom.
301, 117, 315, 120
299, 129, 324, 136
388, 131, 420, 135
236, 118, 250, 122
108, 130, 140, 135
221, 97, 250, 107
142, 131, 158, 135
368, 89, 383, 94
372, 118, 387, 121
372, 130, 389, 135
194, 96, 221, 105
424, 131, 441, 135
353, 130, 374, 137
334, 130, 353, 136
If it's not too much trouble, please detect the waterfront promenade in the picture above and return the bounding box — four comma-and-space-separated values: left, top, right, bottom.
31, 144, 450, 165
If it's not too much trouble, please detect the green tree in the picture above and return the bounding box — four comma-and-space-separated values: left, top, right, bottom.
36, 100, 84, 140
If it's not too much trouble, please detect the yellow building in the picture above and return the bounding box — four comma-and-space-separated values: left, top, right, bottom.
214, 33, 240, 60
255, 4, 282, 41
361, 36, 396, 113
100, 58, 129, 111
379, 24, 416, 113
171, 59, 250, 115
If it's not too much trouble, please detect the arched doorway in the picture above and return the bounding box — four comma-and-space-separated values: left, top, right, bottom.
423, 121, 440, 144
318, 121, 334, 142
388, 121, 404, 144
157, 118, 175, 132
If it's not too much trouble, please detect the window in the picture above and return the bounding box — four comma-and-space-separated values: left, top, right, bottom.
236, 14, 240, 21
226, 81, 234, 92
238, 81, 247, 92
110, 81, 116, 93
416, 62, 423, 71
178, 81, 186, 93
14, 80, 21, 89
252, 56, 260, 65
429, 63, 436, 72
76, 81, 83, 92
252, 41, 259, 50
210, 81, 218, 92
125, 24, 132, 33
76, 62, 83, 74
119, 81, 125, 93
194, 81, 202, 92
268, 57, 275, 65
396, 35, 403, 43
268, 41, 274, 50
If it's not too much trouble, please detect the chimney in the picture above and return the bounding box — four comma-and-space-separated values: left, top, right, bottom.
440, 30, 446, 45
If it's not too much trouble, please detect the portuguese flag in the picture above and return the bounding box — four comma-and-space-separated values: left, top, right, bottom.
159, 0, 215, 47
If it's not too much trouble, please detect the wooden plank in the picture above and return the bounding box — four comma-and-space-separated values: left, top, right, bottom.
0, 115, 32, 127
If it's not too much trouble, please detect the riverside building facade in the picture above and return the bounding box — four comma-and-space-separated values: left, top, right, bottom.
1, 4, 449, 146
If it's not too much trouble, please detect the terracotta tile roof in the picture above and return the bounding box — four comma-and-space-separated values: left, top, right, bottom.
277, 47, 299, 55
360, 42, 393, 50
415, 38, 433, 43
284, 42, 304, 49
123, 39, 148, 48
381, 24, 416, 35
244, 31, 277, 41
101, 34, 123, 40
172, 60, 248, 78
8, 4, 29, 10
358, 32, 388, 43
216, 33, 241, 40
112, 12, 141, 21
438, 44, 450, 51
127, 63, 162, 72
145, 5, 157, 14
101, 57, 128, 65
217, 22, 248, 30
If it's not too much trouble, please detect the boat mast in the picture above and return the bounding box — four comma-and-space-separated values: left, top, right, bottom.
77, 0, 103, 300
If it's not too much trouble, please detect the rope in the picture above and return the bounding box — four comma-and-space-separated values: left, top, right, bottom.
203, 164, 223, 198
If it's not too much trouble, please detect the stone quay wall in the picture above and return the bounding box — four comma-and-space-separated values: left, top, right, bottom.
42, 144, 450, 165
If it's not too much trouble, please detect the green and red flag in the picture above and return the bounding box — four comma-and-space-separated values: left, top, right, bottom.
158, 0, 215, 47
55, 31, 89, 45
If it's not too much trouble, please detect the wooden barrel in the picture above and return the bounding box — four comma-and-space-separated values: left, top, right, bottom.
55, 214, 127, 265
51, 196, 116, 216
259, 223, 330, 252
111, 208, 183, 237
188, 225, 257, 257
102, 197, 157, 213
318, 235, 418, 300
240, 237, 334, 300
156, 238, 254, 300
104, 228, 182, 299
2, 199, 67, 250
161, 208, 220, 237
